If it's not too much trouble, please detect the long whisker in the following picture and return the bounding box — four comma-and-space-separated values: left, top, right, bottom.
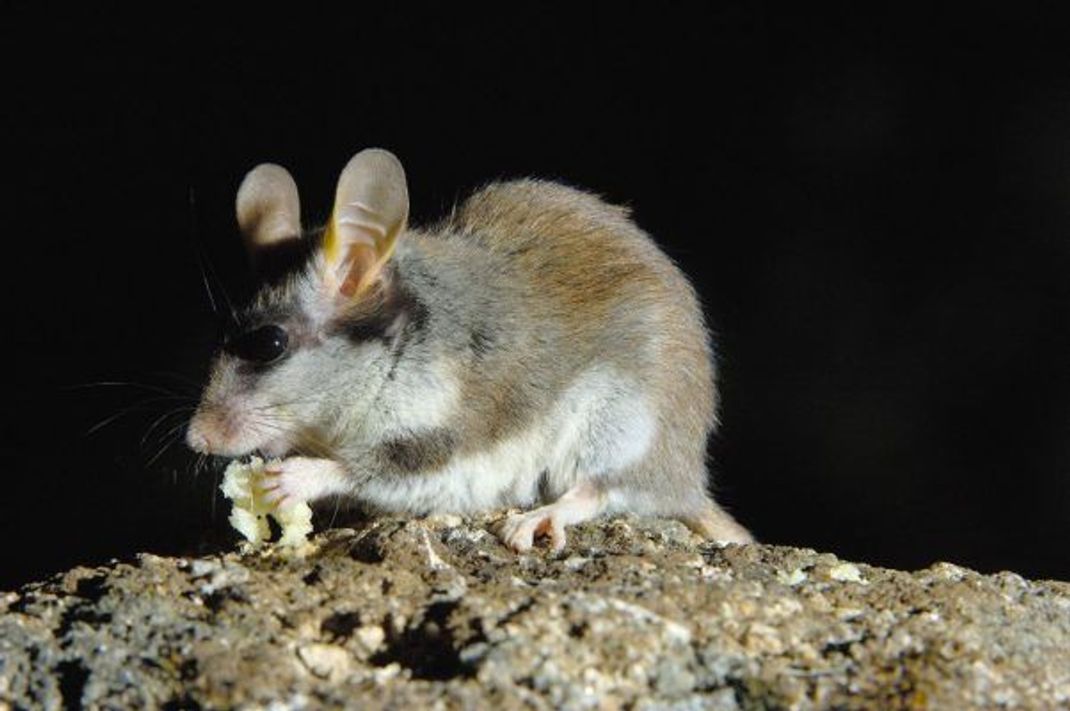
188, 186, 240, 329
190, 188, 220, 319
145, 430, 183, 468
140, 407, 195, 449
66, 381, 186, 398
84, 396, 191, 436
148, 370, 204, 394
190, 452, 211, 483
198, 254, 219, 318
145, 416, 194, 453
188, 452, 202, 481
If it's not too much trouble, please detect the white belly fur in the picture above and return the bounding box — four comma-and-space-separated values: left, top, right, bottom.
358, 366, 656, 514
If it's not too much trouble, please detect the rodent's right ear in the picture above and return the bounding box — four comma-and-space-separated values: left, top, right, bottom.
235, 164, 302, 258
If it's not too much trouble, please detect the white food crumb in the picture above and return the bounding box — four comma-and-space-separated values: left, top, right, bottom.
220, 457, 314, 547
828, 563, 867, 584
777, 568, 808, 586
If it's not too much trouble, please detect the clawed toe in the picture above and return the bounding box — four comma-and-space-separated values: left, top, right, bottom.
500, 509, 567, 553
261, 488, 287, 507
497, 482, 603, 555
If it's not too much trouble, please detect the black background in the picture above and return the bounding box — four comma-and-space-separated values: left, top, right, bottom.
5, 6, 1070, 589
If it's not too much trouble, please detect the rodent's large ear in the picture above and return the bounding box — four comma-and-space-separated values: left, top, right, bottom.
235, 164, 302, 257
323, 148, 409, 298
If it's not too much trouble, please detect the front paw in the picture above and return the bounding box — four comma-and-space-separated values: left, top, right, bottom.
260, 457, 345, 509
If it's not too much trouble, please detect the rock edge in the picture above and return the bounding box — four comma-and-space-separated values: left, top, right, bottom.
2, 517, 1069, 710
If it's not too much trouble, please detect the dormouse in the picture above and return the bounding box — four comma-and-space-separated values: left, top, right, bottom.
187, 149, 752, 551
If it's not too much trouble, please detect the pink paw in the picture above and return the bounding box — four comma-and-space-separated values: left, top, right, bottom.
260, 457, 344, 509
500, 507, 567, 553
498, 483, 604, 554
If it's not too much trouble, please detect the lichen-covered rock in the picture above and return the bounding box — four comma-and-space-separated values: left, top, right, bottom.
2, 516, 1068, 709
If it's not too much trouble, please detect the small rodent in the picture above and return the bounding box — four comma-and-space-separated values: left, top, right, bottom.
186, 148, 752, 551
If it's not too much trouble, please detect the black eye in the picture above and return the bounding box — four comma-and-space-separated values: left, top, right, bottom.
224, 324, 290, 365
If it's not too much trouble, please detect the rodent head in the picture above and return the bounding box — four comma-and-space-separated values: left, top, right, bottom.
186, 149, 411, 458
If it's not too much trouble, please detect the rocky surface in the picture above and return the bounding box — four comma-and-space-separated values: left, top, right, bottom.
2, 516, 1069, 710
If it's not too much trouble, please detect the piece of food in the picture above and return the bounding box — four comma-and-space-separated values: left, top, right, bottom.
219, 457, 313, 547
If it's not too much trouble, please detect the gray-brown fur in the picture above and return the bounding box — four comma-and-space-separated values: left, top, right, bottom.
439, 181, 719, 514
377, 427, 457, 475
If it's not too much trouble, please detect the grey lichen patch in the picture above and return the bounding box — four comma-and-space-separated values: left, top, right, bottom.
1, 516, 1069, 709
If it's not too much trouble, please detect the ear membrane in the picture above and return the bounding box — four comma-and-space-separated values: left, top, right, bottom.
235, 163, 302, 259
324, 148, 409, 298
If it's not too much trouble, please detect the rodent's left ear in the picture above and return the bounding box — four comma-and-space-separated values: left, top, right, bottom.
323, 149, 409, 299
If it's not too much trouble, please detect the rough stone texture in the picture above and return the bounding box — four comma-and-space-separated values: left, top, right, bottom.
2, 516, 1068, 710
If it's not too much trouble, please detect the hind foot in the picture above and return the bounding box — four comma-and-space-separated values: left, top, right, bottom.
500, 482, 604, 553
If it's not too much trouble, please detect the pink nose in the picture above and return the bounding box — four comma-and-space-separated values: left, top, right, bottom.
186, 410, 223, 454
186, 420, 212, 453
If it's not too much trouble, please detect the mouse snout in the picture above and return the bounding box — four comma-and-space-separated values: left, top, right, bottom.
185, 420, 212, 453
186, 406, 235, 455
185, 411, 216, 454
187, 401, 288, 457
